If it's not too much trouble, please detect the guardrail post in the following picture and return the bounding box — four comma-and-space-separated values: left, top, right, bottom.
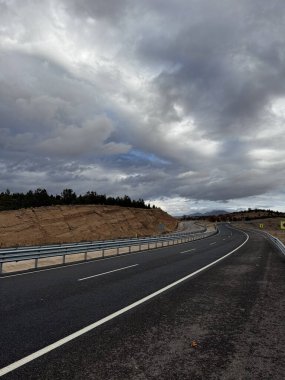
0, 228, 212, 274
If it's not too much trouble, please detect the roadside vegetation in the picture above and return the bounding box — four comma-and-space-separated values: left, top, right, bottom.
0, 188, 155, 211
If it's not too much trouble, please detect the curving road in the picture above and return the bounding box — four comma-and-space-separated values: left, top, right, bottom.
1, 224, 284, 379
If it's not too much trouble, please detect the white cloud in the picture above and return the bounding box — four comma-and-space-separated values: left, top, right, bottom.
0, 0, 285, 214
38, 116, 131, 157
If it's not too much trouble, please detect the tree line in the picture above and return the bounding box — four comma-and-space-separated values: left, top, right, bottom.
0, 189, 156, 211
181, 208, 285, 222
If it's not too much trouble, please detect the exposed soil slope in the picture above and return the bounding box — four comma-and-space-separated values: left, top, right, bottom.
0, 205, 178, 248
235, 217, 285, 244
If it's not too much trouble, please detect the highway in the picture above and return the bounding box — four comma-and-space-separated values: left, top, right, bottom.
1, 224, 284, 379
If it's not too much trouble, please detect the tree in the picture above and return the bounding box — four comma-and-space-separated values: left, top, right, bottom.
61, 189, 77, 205
0, 188, 154, 210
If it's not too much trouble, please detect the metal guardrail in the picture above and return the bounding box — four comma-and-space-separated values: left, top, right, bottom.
261, 231, 285, 259
0, 227, 214, 274
232, 225, 285, 260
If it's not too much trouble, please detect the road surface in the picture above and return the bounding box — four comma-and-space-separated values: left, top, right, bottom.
0, 224, 284, 379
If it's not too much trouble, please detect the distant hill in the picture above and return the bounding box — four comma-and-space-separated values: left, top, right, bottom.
181, 208, 285, 221
190, 210, 229, 217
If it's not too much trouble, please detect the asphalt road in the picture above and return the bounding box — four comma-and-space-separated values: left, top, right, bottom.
1, 224, 284, 379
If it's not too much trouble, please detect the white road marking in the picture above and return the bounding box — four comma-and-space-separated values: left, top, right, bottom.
0, 232, 249, 377
223, 238, 226, 241
1, 230, 220, 279
78, 264, 138, 281
180, 249, 196, 253
0, 246, 161, 279
209, 242, 217, 245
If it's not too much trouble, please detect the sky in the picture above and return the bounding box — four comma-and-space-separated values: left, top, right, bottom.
0, 0, 285, 215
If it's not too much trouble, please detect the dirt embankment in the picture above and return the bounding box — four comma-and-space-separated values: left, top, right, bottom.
235, 217, 285, 244
0, 205, 178, 248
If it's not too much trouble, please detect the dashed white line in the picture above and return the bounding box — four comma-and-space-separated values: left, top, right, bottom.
0, 232, 249, 377
0, 245, 165, 279
209, 242, 217, 245
180, 248, 196, 253
78, 264, 138, 281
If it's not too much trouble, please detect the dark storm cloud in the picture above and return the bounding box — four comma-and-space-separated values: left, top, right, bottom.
66, 0, 130, 20
141, 3, 285, 138
0, 0, 285, 212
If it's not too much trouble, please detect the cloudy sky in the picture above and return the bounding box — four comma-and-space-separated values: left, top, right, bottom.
1, 0, 285, 215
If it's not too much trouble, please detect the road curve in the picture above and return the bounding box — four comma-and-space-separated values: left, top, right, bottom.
1, 224, 284, 379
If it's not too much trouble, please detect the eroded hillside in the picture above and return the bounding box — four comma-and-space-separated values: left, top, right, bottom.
0, 205, 178, 248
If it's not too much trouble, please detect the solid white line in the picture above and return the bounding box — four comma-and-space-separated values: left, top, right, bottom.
78, 264, 138, 281
209, 242, 217, 245
180, 249, 196, 253
0, 231, 249, 377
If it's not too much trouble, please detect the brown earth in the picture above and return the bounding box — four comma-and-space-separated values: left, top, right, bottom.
234, 217, 285, 244
0, 205, 178, 248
